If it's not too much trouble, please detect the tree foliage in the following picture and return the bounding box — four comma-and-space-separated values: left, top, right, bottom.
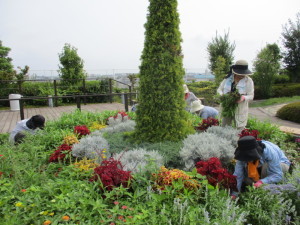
0, 41, 15, 84
213, 56, 227, 87
58, 43, 86, 85
253, 43, 281, 98
133, 0, 194, 143
207, 31, 235, 74
281, 13, 300, 82
127, 73, 138, 90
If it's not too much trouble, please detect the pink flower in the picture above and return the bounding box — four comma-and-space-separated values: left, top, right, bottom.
121, 205, 128, 209
114, 201, 119, 205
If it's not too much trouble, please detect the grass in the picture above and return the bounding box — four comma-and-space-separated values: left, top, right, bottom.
250, 96, 300, 108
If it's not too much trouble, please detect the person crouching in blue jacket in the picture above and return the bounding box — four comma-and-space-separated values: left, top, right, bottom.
231, 135, 290, 199
190, 99, 219, 119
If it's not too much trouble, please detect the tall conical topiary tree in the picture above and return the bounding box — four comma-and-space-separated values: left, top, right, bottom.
133, 0, 194, 143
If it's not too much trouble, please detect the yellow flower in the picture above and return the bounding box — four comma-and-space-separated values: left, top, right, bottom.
63, 135, 79, 145
49, 212, 55, 216
15, 202, 23, 207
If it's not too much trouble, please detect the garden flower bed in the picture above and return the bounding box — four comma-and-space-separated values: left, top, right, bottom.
0, 110, 299, 225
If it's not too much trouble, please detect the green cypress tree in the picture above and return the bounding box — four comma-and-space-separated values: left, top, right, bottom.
133, 0, 194, 143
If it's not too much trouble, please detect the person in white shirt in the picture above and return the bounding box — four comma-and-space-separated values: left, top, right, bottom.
217, 60, 254, 130
9, 115, 45, 144
183, 84, 198, 112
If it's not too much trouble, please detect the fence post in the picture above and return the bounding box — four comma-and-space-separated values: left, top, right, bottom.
82, 78, 87, 105
76, 96, 81, 111
19, 97, 25, 120
18, 81, 22, 95
109, 78, 113, 103
53, 80, 58, 107
129, 86, 132, 106
124, 93, 129, 112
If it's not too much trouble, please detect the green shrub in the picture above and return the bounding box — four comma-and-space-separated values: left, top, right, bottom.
276, 102, 300, 123
254, 83, 300, 100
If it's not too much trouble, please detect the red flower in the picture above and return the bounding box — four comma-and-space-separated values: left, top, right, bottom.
114, 201, 119, 205
21, 189, 26, 192
239, 129, 261, 140
74, 125, 90, 137
121, 205, 128, 209
49, 144, 72, 163
90, 158, 132, 191
195, 118, 219, 131
196, 157, 237, 191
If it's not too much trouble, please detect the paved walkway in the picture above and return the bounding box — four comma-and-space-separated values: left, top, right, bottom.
1, 102, 299, 135
248, 103, 300, 136
0, 103, 125, 134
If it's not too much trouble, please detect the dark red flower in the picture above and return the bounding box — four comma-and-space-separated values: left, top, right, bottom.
49, 144, 72, 163
239, 128, 261, 140
74, 125, 90, 137
90, 158, 132, 191
195, 157, 237, 191
195, 118, 219, 131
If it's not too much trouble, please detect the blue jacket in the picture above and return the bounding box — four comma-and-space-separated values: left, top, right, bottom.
200, 106, 219, 119
233, 140, 290, 193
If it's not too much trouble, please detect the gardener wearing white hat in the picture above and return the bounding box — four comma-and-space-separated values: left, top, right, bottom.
183, 84, 198, 112
217, 60, 254, 130
190, 99, 219, 119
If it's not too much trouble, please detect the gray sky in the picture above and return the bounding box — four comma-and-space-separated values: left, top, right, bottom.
0, 0, 299, 73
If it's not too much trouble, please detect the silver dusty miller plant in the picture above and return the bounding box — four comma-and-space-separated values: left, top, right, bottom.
206, 126, 240, 147
113, 148, 164, 174
90, 114, 136, 135
180, 132, 235, 170
71, 135, 109, 163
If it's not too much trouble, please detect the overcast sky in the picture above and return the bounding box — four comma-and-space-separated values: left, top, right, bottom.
0, 0, 299, 74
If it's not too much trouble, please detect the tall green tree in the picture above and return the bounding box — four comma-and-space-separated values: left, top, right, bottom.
253, 43, 281, 98
281, 13, 300, 82
15, 65, 30, 83
0, 41, 15, 85
207, 31, 235, 74
133, 0, 193, 143
213, 56, 227, 87
58, 43, 86, 85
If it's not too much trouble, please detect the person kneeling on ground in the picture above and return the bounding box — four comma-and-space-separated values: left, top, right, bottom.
231, 136, 291, 199
190, 99, 219, 119
9, 115, 45, 144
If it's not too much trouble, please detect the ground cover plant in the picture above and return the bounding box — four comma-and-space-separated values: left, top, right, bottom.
0, 110, 299, 225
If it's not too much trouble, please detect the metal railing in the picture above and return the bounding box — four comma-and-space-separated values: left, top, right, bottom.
0, 92, 136, 120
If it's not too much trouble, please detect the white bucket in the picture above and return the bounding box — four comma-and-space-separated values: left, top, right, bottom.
9, 94, 22, 111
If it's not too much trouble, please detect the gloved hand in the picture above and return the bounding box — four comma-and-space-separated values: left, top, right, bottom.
254, 180, 263, 188
237, 95, 245, 103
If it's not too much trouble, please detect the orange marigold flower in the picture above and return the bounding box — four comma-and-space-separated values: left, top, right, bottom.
43, 220, 51, 225
62, 215, 70, 221
21, 189, 26, 192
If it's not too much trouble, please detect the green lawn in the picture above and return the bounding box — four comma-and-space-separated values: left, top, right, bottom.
250, 96, 300, 107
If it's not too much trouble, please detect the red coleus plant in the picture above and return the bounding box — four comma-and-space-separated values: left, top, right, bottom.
195, 157, 237, 191
74, 125, 90, 137
195, 118, 219, 131
106, 111, 130, 123
49, 144, 72, 163
239, 128, 261, 140
89, 158, 132, 191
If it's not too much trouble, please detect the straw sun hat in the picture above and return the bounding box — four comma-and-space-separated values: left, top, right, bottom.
183, 84, 189, 93
190, 100, 204, 113
232, 60, 253, 76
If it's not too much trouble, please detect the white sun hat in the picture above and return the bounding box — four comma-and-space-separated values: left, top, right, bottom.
183, 84, 189, 93
190, 99, 204, 113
